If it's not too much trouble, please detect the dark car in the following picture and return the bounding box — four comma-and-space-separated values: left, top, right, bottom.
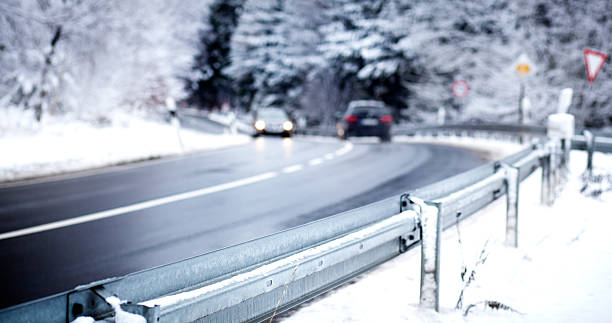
337, 100, 392, 141
252, 107, 294, 137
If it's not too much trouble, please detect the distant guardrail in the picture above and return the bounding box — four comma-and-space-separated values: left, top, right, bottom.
1, 122, 608, 322
300, 122, 547, 140
571, 133, 612, 153
392, 123, 547, 136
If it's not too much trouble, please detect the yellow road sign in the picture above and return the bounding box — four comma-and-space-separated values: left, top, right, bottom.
516, 63, 531, 76
512, 54, 536, 78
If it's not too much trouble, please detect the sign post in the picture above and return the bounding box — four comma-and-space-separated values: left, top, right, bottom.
512, 54, 536, 125
166, 97, 184, 152
445, 80, 469, 125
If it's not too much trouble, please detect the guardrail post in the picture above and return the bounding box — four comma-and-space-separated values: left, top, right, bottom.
547, 112, 574, 189
560, 138, 570, 181
501, 164, 520, 248
539, 150, 552, 206
584, 130, 594, 176
409, 197, 442, 312
550, 140, 561, 202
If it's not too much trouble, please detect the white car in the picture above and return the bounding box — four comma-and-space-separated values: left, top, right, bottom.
252, 107, 294, 137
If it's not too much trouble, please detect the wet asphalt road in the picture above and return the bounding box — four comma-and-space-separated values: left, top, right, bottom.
0, 136, 486, 309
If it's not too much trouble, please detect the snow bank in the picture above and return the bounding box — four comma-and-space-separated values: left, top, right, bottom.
0, 113, 250, 183
393, 135, 524, 161
282, 150, 612, 322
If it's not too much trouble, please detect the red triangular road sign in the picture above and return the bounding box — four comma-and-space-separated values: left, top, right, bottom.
584, 48, 607, 83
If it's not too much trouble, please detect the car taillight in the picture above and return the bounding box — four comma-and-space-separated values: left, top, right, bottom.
380, 115, 392, 123
345, 115, 359, 123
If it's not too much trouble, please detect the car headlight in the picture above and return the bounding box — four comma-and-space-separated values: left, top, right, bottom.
283, 120, 293, 131
254, 120, 266, 131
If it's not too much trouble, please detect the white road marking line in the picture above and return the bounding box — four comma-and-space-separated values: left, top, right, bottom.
2, 141, 356, 241
309, 158, 324, 166
335, 142, 353, 156
282, 164, 304, 173
0, 172, 278, 241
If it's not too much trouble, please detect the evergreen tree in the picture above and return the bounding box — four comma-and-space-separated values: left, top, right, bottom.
317, 0, 415, 120
227, 0, 323, 111
187, 0, 243, 109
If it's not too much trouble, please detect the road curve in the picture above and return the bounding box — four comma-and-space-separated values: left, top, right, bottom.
0, 136, 486, 309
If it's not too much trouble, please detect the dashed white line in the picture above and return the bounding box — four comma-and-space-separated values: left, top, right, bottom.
0, 172, 278, 241
335, 142, 353, 156
309, 158, 324, 166
2, 142, 357, 240
282, 164, 304, 173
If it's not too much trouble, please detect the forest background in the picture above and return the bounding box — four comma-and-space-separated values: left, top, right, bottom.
1, 0, 610, 131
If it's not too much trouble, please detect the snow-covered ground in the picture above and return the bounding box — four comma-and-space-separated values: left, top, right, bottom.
0, 112, 250, 183
281, 150, 612, 323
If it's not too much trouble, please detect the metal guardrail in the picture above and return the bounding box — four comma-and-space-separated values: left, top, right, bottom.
572, 134, 612, 153
177, 110, 255, 135
0, 123, 603, 322
392, 123, 547, 136
299, 123, 548, 139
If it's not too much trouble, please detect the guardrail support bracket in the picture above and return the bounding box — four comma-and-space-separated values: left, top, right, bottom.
399, 195, 421, 252
68, 285, 159, 322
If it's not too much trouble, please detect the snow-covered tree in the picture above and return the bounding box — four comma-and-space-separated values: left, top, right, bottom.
5, 0, 606, 128
316, 0, 415, 120
0, 0, 210, 123
227, 0, 324, 111
186, 0, 243, 110
396, 0, 612, 126
0, 0, 117, 121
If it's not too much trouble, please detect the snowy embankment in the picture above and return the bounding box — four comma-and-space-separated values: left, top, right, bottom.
393, 135, 524, 161
0, 112, 250, 183
283, 150, 612, 323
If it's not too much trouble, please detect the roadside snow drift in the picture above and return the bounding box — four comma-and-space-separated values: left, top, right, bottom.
0, 113, 250, 183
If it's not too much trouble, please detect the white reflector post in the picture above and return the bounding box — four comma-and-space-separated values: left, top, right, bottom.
547, 113, 575, 140
557, 88, 573, 114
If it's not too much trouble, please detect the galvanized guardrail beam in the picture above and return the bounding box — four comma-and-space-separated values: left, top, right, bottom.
571, 134, 612, 153
141, 211, 418, 322
392, 123, 547, 137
